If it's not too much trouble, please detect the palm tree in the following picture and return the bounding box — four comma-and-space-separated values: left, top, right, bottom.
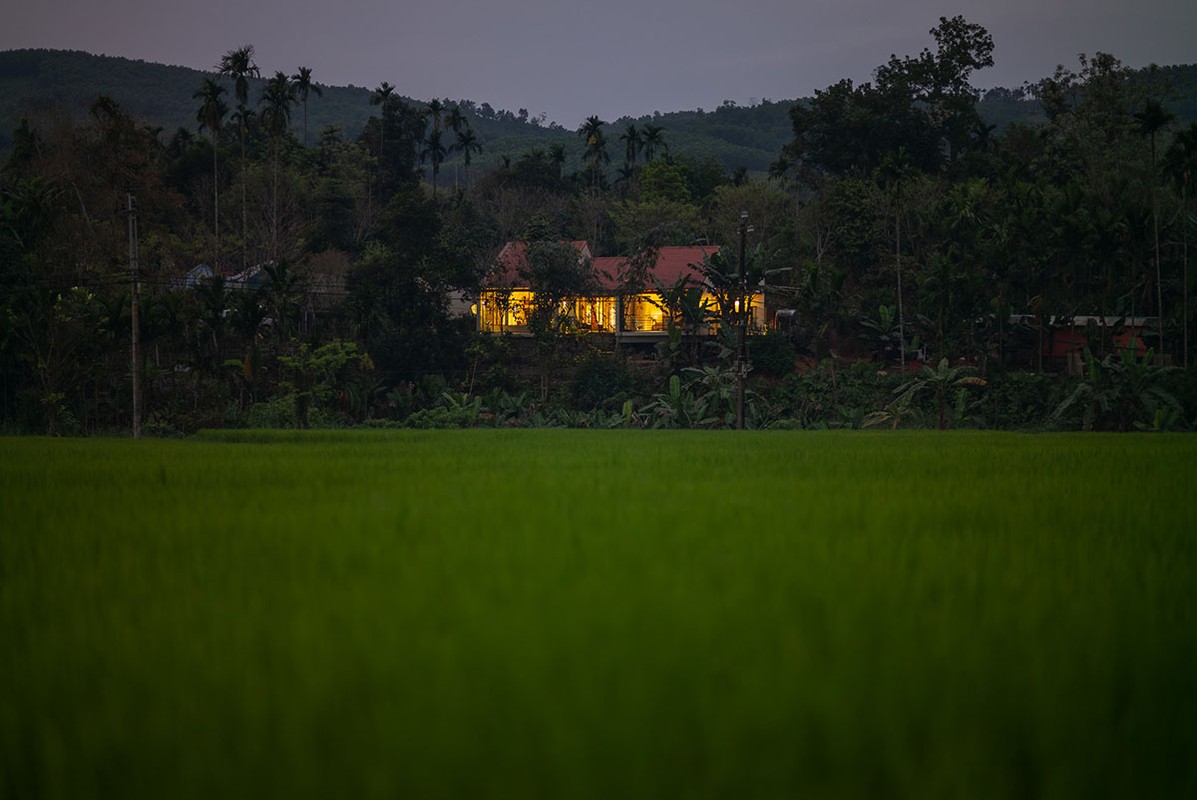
218, 45, 258, 109
620, 124, 642, 166
578, 115, 608, 191
1136, 99, 1175, 357
193, 78, 227, 267
879, 147, 915, 367
614, 163, 636, 196
260, 72, 294, 137
548, 144, 567, 178
642, 123, 667, 162
260, 71, 295, 261
370, 82, 395, 155
425, 98, 446, 134
1163, 123, 1197, 366
217, 45, 260, 268
262, 260, 304, 339
369, 82, 396, 205
454, 126, 482, 188
446, 106, 467, 138
578, 115, 605, 143
290, 66, 322, 147
421, 128, 449, 194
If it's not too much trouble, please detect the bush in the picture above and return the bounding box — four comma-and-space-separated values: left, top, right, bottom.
981, 370, 1064, 430
570, 352, 637, 410
748, 330, 796, 378
246, 396, 297, 428
765, 360, 905, 428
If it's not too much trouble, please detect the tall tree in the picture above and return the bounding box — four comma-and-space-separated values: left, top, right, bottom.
620, 124, 642, 166
290, 66, 323, 147
578, 116, 609, 192
259, 72, 294, 138
548, 144, 567, 178
368, 82, 397, 205
259, 71, 295, 261
1163, 123, 1197, 366
217, 45, 260, 268
641, 124, 667, 162
878, 148, 915, 367
454, 126, 482, 188
883, 15, 995, 165
421, 128, 448, 194
193, 78, 228, 267
786, 17, 993, 178
446, 106, 467, 138
425, 98, 446, 134
370, 82, 396, 156
443, 105, 474, 189
1135, 98, 1175, 356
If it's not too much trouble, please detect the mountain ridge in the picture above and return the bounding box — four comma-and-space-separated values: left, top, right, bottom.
3, 48, 1195, 174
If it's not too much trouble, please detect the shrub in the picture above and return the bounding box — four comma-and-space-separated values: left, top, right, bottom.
570, 352, 637, 410
748, 330, 796, 378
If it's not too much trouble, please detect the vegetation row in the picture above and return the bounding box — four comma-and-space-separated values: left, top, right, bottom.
3, 18, 1197, 435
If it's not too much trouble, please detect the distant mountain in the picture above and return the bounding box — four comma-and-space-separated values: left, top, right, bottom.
2, 49, 1195, 175
0, 49, 379, 150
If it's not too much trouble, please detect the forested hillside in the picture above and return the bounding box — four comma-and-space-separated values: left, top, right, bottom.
0, 49, 379, 151
7, 48, 1193, 173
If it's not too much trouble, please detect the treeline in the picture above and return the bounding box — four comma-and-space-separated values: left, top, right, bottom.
1, 20, 1196, 435
7, 47, 1196, 175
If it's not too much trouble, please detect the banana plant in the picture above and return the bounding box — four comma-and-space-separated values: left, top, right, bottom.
866, 357, 986, 429
1052, 348, 1182, 431
647, 374, 716, 428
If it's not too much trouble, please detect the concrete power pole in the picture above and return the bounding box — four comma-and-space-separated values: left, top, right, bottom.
128, 194, 141, 440
736, 212, 748, 430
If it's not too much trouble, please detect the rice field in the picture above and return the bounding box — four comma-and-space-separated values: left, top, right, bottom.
1, 430, 1195, 798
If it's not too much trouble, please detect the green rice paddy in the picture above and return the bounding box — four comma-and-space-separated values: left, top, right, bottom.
2, 430, 1195, 798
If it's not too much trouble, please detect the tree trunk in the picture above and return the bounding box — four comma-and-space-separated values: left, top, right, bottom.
212, 140, 220, 269
1152, 136, 1164, 360
896, 209, 905, 369
240, 116, 248, 270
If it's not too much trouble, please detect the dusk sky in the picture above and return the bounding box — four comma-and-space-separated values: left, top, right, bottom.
3, 0, 1194, 127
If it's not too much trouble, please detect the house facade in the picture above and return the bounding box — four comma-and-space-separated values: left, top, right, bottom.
475, 242, 766, 339
1007, 314, 1156, 373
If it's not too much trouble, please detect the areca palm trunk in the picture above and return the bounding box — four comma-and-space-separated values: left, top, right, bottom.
1184, 181, 1190, 367
240, 111, 248, 270
1153, 133, 1164, 359
897, 207, 905, 368
213, 143, 220, 269
271, 137, 279, 262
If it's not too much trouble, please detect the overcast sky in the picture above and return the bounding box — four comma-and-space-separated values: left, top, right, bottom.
3, 0, 1194, 128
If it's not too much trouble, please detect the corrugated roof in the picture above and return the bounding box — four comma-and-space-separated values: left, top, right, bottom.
486, 243, 720, 292
485, 241, 592, 287
593, 246, 719, 291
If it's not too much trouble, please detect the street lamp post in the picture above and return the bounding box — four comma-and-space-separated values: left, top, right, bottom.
736, 211, 748, 430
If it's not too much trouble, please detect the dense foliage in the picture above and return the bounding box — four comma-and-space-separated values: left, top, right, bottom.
2, 22, 1196, 435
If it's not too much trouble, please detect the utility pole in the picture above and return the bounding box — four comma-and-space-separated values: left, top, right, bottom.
736, 211, 748, 430
128, 194, 141, 439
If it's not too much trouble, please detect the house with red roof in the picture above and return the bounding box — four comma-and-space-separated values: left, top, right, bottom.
475, 242, 766, 339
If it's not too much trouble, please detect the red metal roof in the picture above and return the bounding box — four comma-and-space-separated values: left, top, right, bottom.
486, 243, 720, 292
485, 241, 592, 287
593, 246, 719, 291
